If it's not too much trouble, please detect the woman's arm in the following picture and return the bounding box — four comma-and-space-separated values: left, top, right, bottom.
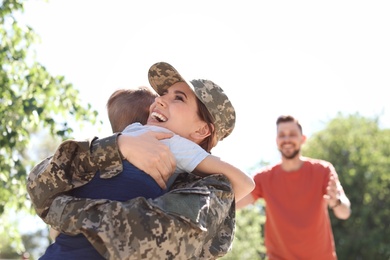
27, 134, 235, 259
26, 137, 104, 218
45, 174, 235, 259
118, 132, 175, 189
27, 132, 175, 218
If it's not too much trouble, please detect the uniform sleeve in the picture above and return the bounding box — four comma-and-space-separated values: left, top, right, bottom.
26, 133, 123, 219
45, 173, 235, 260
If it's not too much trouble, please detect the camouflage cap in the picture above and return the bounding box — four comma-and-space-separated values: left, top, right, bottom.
148, 62, 236, 141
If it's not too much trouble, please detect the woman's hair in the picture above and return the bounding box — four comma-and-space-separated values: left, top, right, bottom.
106, 87, 157, 133
196, 98, 218, 153
276, 115, 303, 134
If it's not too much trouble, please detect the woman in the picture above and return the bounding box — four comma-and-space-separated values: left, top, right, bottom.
27, 62, 247, 259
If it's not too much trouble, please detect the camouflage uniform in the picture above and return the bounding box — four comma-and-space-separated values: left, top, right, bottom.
27, 133, 235, 260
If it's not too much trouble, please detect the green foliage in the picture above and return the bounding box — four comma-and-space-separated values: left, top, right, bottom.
21, 228, 50, 260
0, 0, 100, 254
221, 161, 269, 259
0, 0, 99, 213
0, 223, 47, 260
0, 213, 25, 257
222, 201, 267, 260
303, 113, 390, 259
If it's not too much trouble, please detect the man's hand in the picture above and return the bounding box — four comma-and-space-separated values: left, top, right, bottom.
118, 132, 176, 189
324, 174, 341, 207
323, 173, 351, 219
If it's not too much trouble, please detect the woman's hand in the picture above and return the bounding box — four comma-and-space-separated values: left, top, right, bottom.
118, 132, 176, 189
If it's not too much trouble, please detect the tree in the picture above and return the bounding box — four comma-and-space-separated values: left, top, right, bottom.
221, 162, 269, 260
0, 210, 48, 259
303, 113, 390, 259
221, 201, 267, 260
0, 0, 99, 255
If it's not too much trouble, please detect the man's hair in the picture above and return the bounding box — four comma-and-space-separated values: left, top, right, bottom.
106, 87, 157, 133
276, 115, 303, 134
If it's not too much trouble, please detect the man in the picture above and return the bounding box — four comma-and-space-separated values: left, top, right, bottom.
237, 115, 351, 260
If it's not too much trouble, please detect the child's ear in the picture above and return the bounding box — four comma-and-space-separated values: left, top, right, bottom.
191, 123, 211, 142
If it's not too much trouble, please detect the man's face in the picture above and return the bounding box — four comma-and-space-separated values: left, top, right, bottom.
147, 82, 206, 141
276, 121, 305, 160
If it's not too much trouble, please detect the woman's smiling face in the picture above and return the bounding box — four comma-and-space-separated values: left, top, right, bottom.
147, 82, 207, 142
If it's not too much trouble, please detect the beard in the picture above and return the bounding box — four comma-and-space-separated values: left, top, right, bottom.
280, 148, 300, 160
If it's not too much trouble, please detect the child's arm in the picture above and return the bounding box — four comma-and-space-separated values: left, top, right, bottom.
193, 155, 255, 201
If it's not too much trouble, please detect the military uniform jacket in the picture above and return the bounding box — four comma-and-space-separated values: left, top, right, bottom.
27, 133, 236, 260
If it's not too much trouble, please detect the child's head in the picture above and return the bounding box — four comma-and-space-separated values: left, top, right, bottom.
147, 62, 235, 152
106, 87, 157, 133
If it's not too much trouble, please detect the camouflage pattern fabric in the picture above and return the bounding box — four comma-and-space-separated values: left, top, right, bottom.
26, 134, 124, 218
148, 62, 236, 142
27, 134, 235, 260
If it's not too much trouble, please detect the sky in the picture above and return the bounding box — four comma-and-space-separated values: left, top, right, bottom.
20, 0, 390, 173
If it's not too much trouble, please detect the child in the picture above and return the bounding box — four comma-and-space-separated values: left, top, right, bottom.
38, 62, 254, 259
106, 87, 157, 133
42, 87, 159, 260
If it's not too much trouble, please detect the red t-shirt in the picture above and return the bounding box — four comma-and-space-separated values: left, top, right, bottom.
252, 158, 337, 260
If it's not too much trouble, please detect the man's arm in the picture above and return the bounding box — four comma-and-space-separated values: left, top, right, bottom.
46, 173, 235, 260
325, 172, 352, 220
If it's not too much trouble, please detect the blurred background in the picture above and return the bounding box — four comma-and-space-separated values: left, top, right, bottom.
1, 0, 389, 259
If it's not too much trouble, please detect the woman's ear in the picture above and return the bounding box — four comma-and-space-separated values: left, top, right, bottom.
190, 123, 211, 142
